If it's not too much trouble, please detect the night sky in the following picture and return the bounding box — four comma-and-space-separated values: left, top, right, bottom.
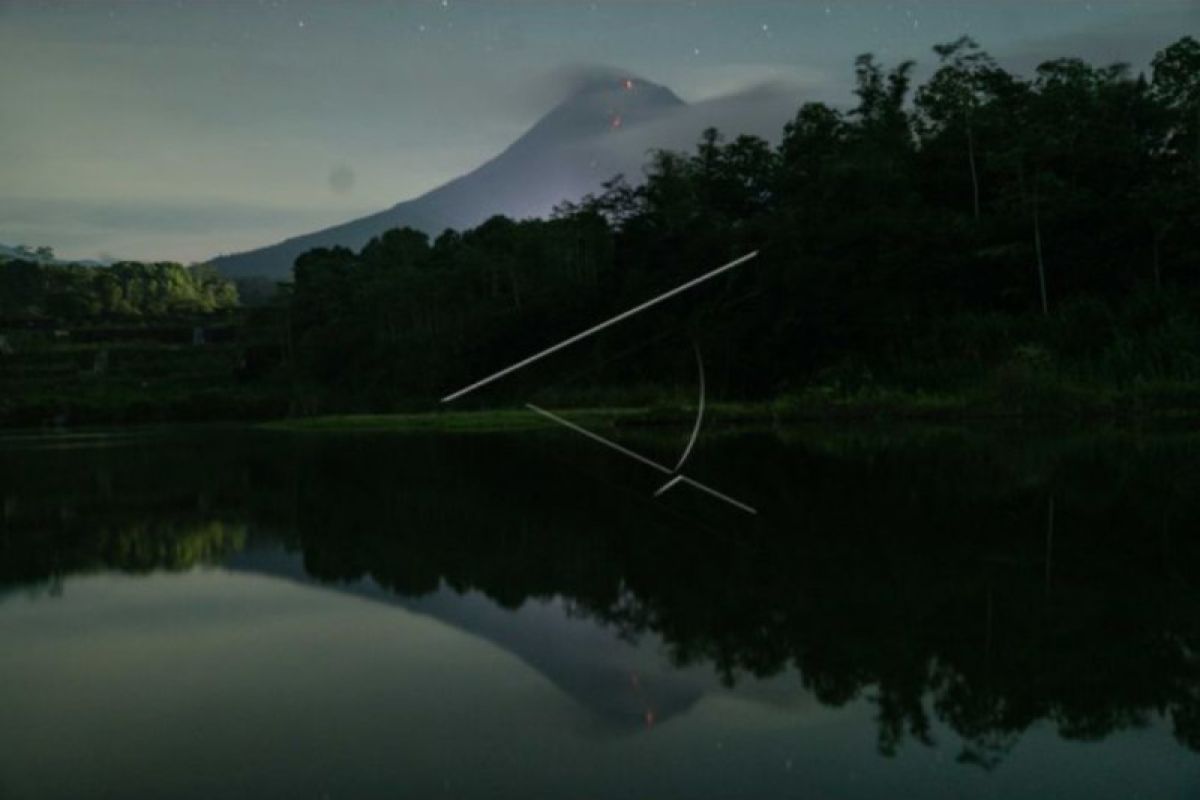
1, 0, 1195, 263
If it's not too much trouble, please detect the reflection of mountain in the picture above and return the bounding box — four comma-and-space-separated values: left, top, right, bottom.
226, 546, 704, 732
211, 76, 686, 280
4, 426, 1200, 765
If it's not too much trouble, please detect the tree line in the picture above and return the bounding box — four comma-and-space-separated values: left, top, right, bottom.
277, 36, 1200, 412
0, 258, 238, 319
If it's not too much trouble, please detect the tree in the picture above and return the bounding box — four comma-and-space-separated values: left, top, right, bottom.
916, 36, 998, 220
1151, 36, 1200, 170
1149, 37, 1200, 283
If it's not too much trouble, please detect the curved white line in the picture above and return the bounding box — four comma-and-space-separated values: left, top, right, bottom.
673, 341, 705, 472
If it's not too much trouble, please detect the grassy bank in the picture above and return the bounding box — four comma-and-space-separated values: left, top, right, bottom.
261, 379, 1200, 434
10, 378, 1200, 433
260, 406, 727, 434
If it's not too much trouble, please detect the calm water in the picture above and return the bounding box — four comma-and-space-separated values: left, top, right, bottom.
2, 423, 1199, 798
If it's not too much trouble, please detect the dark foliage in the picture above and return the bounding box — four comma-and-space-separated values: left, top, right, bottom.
279, 37, 1200, 412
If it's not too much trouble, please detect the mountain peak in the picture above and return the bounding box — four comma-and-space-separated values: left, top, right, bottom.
210, 73, 688, 279
523, 74, 685, 144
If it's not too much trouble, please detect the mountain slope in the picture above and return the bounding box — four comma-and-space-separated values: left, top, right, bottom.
210, 76, 687, 280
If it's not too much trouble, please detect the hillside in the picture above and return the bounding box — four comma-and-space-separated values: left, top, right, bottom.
210, 76, 687, 280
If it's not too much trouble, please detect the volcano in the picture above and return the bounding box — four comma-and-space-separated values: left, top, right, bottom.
210, 76, 687, 280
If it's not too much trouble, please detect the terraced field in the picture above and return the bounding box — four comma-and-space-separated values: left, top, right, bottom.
0, 318, 286, 427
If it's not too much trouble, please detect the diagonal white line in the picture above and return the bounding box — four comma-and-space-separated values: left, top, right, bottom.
441, 251, 758, 403
526, 404, 757, 516
526, 404, 672, 475
678, 477, 758, 516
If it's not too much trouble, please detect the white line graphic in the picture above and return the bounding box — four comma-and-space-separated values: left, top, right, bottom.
671, 341, 705, 472
443, 252, 760, 514
525, 403, 672, 476
441, 251, 758, 403
526, 403, 757, 515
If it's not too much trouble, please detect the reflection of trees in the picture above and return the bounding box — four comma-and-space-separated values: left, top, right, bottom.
105, 520, 246, 572
3, 427, 1200, 762
1, 517, 246, 583
0, 437, 250, 584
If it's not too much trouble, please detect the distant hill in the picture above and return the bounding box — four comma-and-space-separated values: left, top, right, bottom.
0, 244, 48, 263
210, 75, 689, 280
0, 243, 110, 267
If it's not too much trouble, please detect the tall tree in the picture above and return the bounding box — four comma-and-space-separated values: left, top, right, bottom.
916, 36, 998, 220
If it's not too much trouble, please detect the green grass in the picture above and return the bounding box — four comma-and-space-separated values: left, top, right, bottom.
261, 403, 782, 433
260, 376, 1200, 435
262, 407, 643, 433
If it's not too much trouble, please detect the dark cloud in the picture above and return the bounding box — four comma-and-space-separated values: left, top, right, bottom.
992, 4, 1199, 77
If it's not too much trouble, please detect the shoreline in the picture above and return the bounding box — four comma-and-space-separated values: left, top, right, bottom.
259, 396, 1200, 434
7, 383, 1200, 433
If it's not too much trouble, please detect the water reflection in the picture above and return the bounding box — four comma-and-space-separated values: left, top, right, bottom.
1, 425, 1199, 796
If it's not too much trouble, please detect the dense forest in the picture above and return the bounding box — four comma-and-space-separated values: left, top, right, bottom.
280, 36, 1200, 416
3, 36, 1199, 425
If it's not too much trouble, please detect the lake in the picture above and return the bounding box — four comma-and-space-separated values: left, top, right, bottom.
2, 422, 1199, 798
